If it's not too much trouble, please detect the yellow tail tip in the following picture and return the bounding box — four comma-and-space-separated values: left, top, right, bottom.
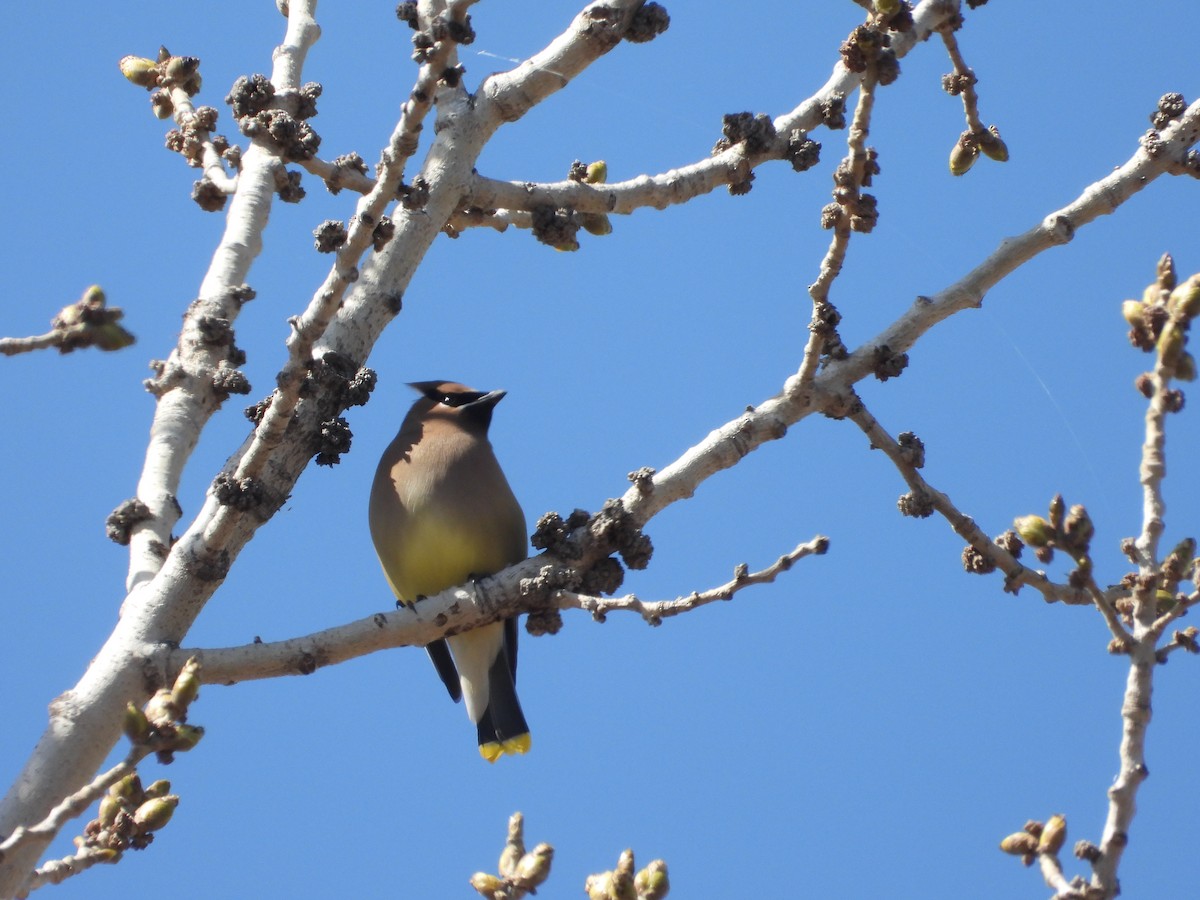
479, 733, 532, 763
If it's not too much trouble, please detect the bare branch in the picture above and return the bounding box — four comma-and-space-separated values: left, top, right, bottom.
559, 537, 830, 625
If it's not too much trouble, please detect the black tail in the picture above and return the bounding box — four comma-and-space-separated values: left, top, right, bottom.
476, 619, 530, 761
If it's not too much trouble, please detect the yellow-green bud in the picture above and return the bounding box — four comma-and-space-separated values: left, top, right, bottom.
585, 872, 615, 900
90, 848, 121, 864
468, 872, 504, 899
634, 860, 670, 900
94, 323, 136, 352
979, 126, 1009, 162
132, 795, 179, 833
874, 0, 901, 14
1038, 814, 1067, 855
512, 843, 554, 891
143, 779, 172, 800
123, 702, 151, 744
82, 285, 106, 305
1157, 324, 1185, 366
171, 657, 202, 708
949, 132, 979, 176
110, 773, 143, 802
999, 832, 1039, 855
98, 792, 124, 829
578, 213, 613, 236
1169, 274, 1200, 320
585, 161, 608, 184
1013, 515, 1053, 548
1122, 299, 1147, 329
171, 723, 205, 752
119, 56, 159, 88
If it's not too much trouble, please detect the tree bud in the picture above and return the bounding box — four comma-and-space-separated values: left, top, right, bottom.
1038, 814, 1067, 855
585, 161, 608, 184
119, 56, 159, 88
634, 859, 670, 900
143, 779, 172, 799
132, 795, 179, 832
979, 126, 1008, 162
468, 873, 503, 899
1000, 832, 1039, 856
512, 843, 554, 891
171, 657, 202, 708
123, 702, 151, 744
1122, 299, 1147, 328
1169, 274, 1200, 319
1013, 515, 1053, 547
171, 724, 205, 752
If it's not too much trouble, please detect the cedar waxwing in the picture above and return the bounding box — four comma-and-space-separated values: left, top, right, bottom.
368, 381, 531, 762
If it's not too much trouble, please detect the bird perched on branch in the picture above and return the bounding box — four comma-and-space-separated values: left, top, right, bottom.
369, 381, 531, 762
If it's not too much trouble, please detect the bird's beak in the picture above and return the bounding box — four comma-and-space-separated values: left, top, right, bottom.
471, 389, 507, 410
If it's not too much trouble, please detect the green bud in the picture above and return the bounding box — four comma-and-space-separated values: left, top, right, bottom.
873, 0, 901, 13
93, 322, 136, 352
634, 860, 670, 900
469, 872, 503, 899
999, 832, 1039, 856
1038, 814, 1067, 855
979, 126, 1009, 162
578, 213, 613, 236
171, 724, 205, 752
512, 843, 554, 892
143, 779, 172, 800
171, 657, 202, 708
1157, 324, 1185, 366
163, 56, 200, 84
90, 848, 121, 864
98, 792, 124, 829
1013, 515, 1053, 548
1170, 274, 1200, 320
123, 703, 151, 744
949, 132, 979, 176
119, 56, 159, 88
132, 795, 179, 833
110, 773, 143, 802
585, 872, 615, 900
585, 161, 608, 184
1122, 299, 1147, 329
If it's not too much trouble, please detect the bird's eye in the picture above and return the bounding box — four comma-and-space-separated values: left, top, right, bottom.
439, 391, 484, 407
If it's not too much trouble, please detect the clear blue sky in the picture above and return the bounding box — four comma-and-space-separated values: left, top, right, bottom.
1, 2, 1198, 897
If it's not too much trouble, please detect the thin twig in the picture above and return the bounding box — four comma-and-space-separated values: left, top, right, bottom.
0, 332, 65, 357
845, 398, 1088, 605
557, 537, 830, 625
